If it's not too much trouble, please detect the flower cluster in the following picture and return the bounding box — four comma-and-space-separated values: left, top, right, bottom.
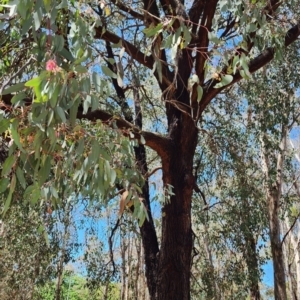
46, 59, 59, 72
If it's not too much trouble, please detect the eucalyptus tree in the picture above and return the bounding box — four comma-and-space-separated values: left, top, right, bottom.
1, 0, 300, 299
0, 200, 58, 300
190, 89, 269, 300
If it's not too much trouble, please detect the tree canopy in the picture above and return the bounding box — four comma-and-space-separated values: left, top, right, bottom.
1, 0, 300, 299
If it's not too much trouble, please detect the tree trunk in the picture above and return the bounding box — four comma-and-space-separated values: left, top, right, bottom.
120, 232, 127, 300
203, 223, 219, 299
281, 218, 297, 300
268, 192, 287, 300
260, 126, 288, 300
245, 236, 261, 300
156, 102, 198, 299
290, 232, 300, 300
55, 204, 71, 300
132, 79, 159, 299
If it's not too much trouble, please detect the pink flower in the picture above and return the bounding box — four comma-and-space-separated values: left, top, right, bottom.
46, 59, 58, 71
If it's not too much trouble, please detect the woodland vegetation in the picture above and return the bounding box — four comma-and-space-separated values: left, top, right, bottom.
1, 0, 300, 299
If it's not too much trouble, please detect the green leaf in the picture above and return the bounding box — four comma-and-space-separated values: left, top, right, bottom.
90, 140, 100, 163
25, 77, 42, 87
53, 34, 65, 52
43, 0, 51, 12
1, 82, 25, 95
69, 99, 79, 126
2, 155, 17, 177
0, 119, 10, 135
91, 94, 98, 111
56, 0, 68, 9
208, 31, 219, 44
2, 191, 12, 216
0, 178, 9, 193
197, 85, 203, 102
182, 25, 191, 48
213, 74, 233, 88
11, 121, 25, 152
58, 48, 75, 62
38, 156, 52, 186
55, 106, 66, 122
24, 184, 35, 198
33, 8, 42, 30
11, 92, 27, 105
16, 166, 26, 189
83, 95, 91, 114
21, 17, 32, 35
110, 168, 116, 186
9, 173, 16, 193
76, 138, 85, 156
49, 83, 61, 108
92, 72, 102, 93
74, 65, 88, 73
50, 186, 59, 198
154, 59, 162, 83
102, 65, 117, 78
143, 23, 163, 37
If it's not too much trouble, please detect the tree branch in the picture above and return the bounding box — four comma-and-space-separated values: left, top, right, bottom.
77, 109, 171, 159
195, 0, 218, 84
94, 26, 154, 69
189, 0, 205, 32
110, 0, 144, 21
94, 26, 172, 88
200, 23, 300, 115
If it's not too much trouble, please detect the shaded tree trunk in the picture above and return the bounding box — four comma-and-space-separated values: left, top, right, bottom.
281, 218, 297, 300
245, 236, 261, 300
156, 90, 198, 299
104, 43, 160, 299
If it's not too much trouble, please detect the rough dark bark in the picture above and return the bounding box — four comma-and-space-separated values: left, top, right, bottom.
156, 60, 198, 298
129, 77, 160, 300
157, 122, 198, 300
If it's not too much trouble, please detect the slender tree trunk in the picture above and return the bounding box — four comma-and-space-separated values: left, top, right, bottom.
135, 238, 141, 300
290, 232, 300, 299
55, 203, 71, 300
132, 74, 159, 298
291, 181, 300, 299
245, 236, 261, 300
268, 192, 287, 300
120, 232, 127, 300
106, 50, 159, 299
260, 126, 288, 300
281, 218, 297, 300
203, 223, 219, 299
127, 234, 133, 300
